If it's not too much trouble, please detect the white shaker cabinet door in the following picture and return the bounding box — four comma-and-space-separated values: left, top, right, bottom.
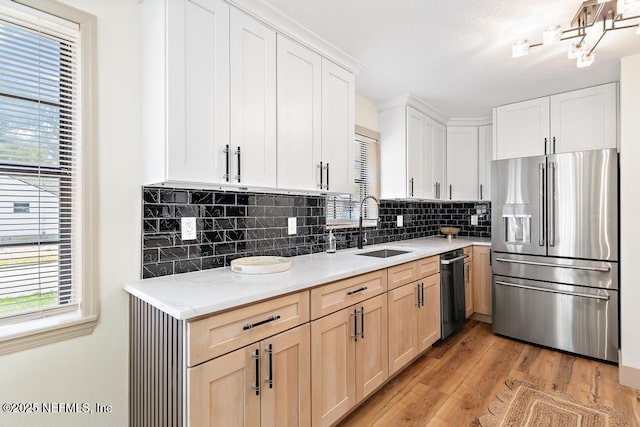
446, 126, 478, 201
406, 106, 425, 198
277, 35, 322, 191
495, 97, 549, 160
428, 117, 447, 200
166, 0, 230, 183
550, 82, 617, 154
321, 58, 355, 194
230, 9, 277, 187
478, 125, 493, 201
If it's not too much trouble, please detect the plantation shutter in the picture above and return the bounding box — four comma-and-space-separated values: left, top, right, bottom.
327, 133, 379, 224
0, 5, 81, 320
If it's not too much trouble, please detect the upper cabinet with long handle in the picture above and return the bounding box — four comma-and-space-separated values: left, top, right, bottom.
142, 0, 230, 185
230, 9, 277, 187
446, 126, 478, 201
380, 104, 446, 199
494, 82, 617, 160
477, 125, 493, 201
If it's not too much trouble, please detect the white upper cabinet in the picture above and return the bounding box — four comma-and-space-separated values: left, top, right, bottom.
495, 97, 549, 160
230, 9, 277, 187
477, 125, 492, 201
550, 83, 617, 154
321, 58, 355, 194
446, 127, 478, 201
380, 105, 446, 200
276, 35, 323, 192
494, 83, 617, 160
142, 0, 230, 185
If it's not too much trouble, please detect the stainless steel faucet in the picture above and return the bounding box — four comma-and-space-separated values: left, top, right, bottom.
357, 195, 380, 249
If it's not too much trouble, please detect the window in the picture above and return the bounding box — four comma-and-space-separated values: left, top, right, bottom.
327, 132, 380, 226
0, 0, 97, 353
12, 202, 29, 213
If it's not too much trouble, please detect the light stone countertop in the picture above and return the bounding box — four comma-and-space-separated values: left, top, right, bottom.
124, 236, 491, 320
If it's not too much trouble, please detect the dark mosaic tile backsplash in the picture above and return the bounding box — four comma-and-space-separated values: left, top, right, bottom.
141, 186, 491, 278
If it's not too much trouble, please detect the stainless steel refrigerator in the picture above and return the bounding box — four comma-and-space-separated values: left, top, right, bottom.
491, 149, 619, 362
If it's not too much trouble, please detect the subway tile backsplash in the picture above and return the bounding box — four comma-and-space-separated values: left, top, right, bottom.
141, 186, 491, 278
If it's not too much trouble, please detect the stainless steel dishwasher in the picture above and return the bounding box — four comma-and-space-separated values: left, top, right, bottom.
440, 249, 466, 339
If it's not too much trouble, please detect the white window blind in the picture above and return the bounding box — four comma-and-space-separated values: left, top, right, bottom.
0, 6, 81, 321
327, 133, 379, 225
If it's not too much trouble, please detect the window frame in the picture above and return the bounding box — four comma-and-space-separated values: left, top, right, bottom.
326, 126, 381, 229
0, 0, 98, 355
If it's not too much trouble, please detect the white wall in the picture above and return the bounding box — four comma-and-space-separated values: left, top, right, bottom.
0, 1, 141, 425
355, 94, 379, 132
620, 53, 640, 386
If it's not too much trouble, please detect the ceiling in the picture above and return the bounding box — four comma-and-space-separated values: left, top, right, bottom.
263, 0, 640, 118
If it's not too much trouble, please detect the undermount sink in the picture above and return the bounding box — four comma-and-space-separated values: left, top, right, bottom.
357, 249, 411, 258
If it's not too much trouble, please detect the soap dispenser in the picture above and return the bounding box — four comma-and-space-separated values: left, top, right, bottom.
326, 229, 336, 253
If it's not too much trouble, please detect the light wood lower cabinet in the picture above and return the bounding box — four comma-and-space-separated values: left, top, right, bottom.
311, 294, 388, 427
188, 323, 310, 427
465, 261, 474, 319
388, 273, 441, 375
473, 246, 492, 317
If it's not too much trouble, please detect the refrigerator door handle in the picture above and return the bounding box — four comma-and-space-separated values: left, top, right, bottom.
538, 163, 545, 246
548, 162, 556, 247
495, 281, 610, 301
494, 257, 611, 272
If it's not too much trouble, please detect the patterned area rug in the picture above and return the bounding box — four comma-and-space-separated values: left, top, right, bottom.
479, 378, 631, 427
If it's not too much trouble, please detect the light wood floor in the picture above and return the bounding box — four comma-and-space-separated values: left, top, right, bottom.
340, 320, 640, 426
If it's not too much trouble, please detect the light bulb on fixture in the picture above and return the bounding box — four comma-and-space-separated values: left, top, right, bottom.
543, 25, 563, 44
512, 39, 530, 57
568, 40, 585, 59
577, 51, 595, 68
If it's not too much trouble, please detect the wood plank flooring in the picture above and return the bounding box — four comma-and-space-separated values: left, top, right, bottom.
340, 320, 640, 426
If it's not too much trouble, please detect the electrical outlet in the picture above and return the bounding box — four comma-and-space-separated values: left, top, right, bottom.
181, 217, 197, 241
470, 214, 479, 226
288, 217, 297, 235
397, 215, 403, 227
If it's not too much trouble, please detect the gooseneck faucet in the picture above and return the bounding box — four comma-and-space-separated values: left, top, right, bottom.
357, 195, 380, 249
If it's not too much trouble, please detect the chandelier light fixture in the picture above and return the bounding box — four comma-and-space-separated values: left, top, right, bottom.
512, 0, 640, 67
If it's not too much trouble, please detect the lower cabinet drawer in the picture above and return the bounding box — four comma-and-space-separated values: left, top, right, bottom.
463, 246, 473, 263
187, 291, 310, 366
416, 255, 440, 278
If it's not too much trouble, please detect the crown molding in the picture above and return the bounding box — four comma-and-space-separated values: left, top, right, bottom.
447, 116, 493, 127
226, 0, 366, 75
377, 94, 447, 124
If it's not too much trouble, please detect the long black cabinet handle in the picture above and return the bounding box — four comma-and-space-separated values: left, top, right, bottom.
415, 284, 420, 307
243, 314, 281, 331
449, 184, 452, 200
347, 286, 368, 296
236, 146, 241, 183
352, 309, 358, 342
326, 163, 330, 191
553, 136, 556, 154
319, 161, 323, 189
420, 283, 425, 307
265, 344, 273, 389
250, 348, 260, 395
360, 307, 365, 339
224, 144, 230, 182
480, 184, 483, 200
544, 137, 548, 155
410, 178, 414, 197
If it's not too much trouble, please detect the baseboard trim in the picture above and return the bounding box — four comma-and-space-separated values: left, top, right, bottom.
471, 313, 492, 324
619, 364, 640, 390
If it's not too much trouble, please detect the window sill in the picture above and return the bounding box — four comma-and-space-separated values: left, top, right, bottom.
0, 311, 97, 355
327, 220, 378, 230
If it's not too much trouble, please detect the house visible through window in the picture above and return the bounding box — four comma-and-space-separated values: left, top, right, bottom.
0, 6, 80, 320
327, 133, 380, 226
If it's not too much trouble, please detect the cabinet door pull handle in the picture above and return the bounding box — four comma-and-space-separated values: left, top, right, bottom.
235, 146, 241, 183
552, 136, 556, 154
480, 184, 483, 200
360, 307, 365, 339
319, 161, 323, 189
250, 348, 260, 395
544, 137, 548, 155
449, 184, 452, 200
326, 163, 330, 191
420, 283, 425, 307
437, 182, 440, 199
243, 314, 281, 331
347, 286, 368, 296
224, 144, 230, 182
352, 309, 358, 342
410, 178, 414, 197
415, 284, 420, 307
265, 344, 273, 389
